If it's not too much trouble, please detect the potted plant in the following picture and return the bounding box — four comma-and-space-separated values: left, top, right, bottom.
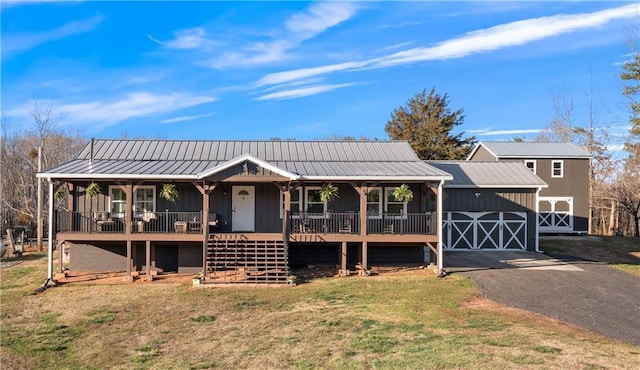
160, 183, 179, 203
392, 184, 414, 204
288, 275, 298, 285
86, 182, 102, 198
319, 183, 339, 203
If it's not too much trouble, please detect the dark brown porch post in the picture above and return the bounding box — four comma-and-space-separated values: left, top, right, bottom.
340, 241, 348, 276
125, 183, 133, 234
125, 240, 132, 281
145, 240, 151, 281
195, 182, 217, 277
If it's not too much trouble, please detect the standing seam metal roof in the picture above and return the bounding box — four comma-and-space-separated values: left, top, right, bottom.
40, 139, 451, 180
473, 141, 591, 158
427, 161, 547, 188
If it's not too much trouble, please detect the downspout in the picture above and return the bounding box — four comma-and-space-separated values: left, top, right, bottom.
535, 186, 542, 253
437, 180, 444, 273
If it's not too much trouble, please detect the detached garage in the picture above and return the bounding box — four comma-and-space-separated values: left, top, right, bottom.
428, 161, 547, 252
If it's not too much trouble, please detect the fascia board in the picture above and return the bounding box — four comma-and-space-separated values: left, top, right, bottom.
301, 175, 454, 181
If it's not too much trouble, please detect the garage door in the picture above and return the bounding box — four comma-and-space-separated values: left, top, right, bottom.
443, 212, 527, 250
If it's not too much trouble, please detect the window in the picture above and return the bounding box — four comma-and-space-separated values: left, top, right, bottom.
280, 188, 302, 218
367, 187, 382, 218
385, 187, 407, 216
305, 187, 326, 215
109, 186, 125, 218
524, 160, 536, 174
135, 186, 156, 214
552, 160, 564, 178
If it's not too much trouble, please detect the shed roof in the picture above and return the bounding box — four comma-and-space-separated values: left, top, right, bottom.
39, 139, 452, 182
468, 141, 591, 159
427, 161, 547, 188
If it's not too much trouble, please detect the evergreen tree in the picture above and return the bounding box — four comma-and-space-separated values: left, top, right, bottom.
385, 88, 475, 160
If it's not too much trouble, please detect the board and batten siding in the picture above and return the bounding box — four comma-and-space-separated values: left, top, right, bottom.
534, 158, 589, 232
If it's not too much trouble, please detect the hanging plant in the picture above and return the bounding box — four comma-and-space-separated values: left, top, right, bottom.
86, 182, 102, 198
392, 184, 414, 203
160, 183, 179, 203
319, 183, 339, 203
54, 185, 66, 200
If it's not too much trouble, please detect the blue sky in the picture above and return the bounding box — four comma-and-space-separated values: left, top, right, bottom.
1, 1, 638, 146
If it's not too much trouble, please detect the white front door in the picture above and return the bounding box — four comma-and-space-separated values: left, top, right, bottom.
232, 186, 255, 232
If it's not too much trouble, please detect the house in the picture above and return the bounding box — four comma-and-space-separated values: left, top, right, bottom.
427, 161, 547, 252
37, 139, 453, 284
467, 141, 591, 234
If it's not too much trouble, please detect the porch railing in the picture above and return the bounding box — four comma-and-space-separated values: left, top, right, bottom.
367, 213, 436, 235
290, 212, 360, 234
55, 210, 204, 234
289, 212, 436, 235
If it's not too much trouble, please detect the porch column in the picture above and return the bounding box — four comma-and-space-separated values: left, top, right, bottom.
437, 180, 444, 273
195, 182, 217, 277
359, 185, 368, 236
340, 241, 348, 276
360, 241, 368, 275
282, 184, 291, 241
125, 183, 133, 234
47, 180, 54, 281
66, 182, 74, 232
125, 240, 132, 281
145, 240, 151, 281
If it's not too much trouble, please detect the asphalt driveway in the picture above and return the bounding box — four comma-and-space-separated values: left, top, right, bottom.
445, 251, 640, 346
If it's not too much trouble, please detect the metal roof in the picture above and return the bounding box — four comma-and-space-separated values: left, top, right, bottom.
469, 141, 591, 159
40, 139, 452, 181
427, 161, 548, 188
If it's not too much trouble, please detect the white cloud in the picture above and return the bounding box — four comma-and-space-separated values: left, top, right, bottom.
2, 15, 103, 57
148, 27, 216, 50
286, 1, 357, 36
470, 128, 542, 136
7, 92, 217, 131
204, 2, 358, 69
255, 83, 356, 101
256, 3, 639, 86
161, 112, 215, 124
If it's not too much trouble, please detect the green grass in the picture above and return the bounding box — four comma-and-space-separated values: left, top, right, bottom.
1, 252, 639, 369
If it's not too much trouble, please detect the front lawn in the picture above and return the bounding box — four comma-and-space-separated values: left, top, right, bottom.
1, 253, 638, 369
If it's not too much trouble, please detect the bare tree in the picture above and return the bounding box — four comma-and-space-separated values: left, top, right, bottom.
0, 100, 85, 245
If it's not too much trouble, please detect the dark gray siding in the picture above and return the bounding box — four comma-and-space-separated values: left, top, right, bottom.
535, 158, 589, 232
70, 242, 202, 273
70, 242, 126, 271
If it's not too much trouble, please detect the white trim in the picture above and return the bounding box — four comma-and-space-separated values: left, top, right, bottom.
535, 187, 542, 252
444, 184, 548, 189
304, 186, 327, 215
197, 154, 300, 180
47, 180, 54, 280
134, 185, 156, 215
437, 180, 444, 272
108, 185, 126, 218
551, 160, 564, 178
466, 143, 499, 161
301, 175, 452, 181
384, 187, 407, 217
366, 187, 383, 219
524, 160, 537, 174
280, 188, 302, 219
37, 173, 197, 180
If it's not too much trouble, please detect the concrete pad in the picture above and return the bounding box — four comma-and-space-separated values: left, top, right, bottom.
444, 251, 583, 272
